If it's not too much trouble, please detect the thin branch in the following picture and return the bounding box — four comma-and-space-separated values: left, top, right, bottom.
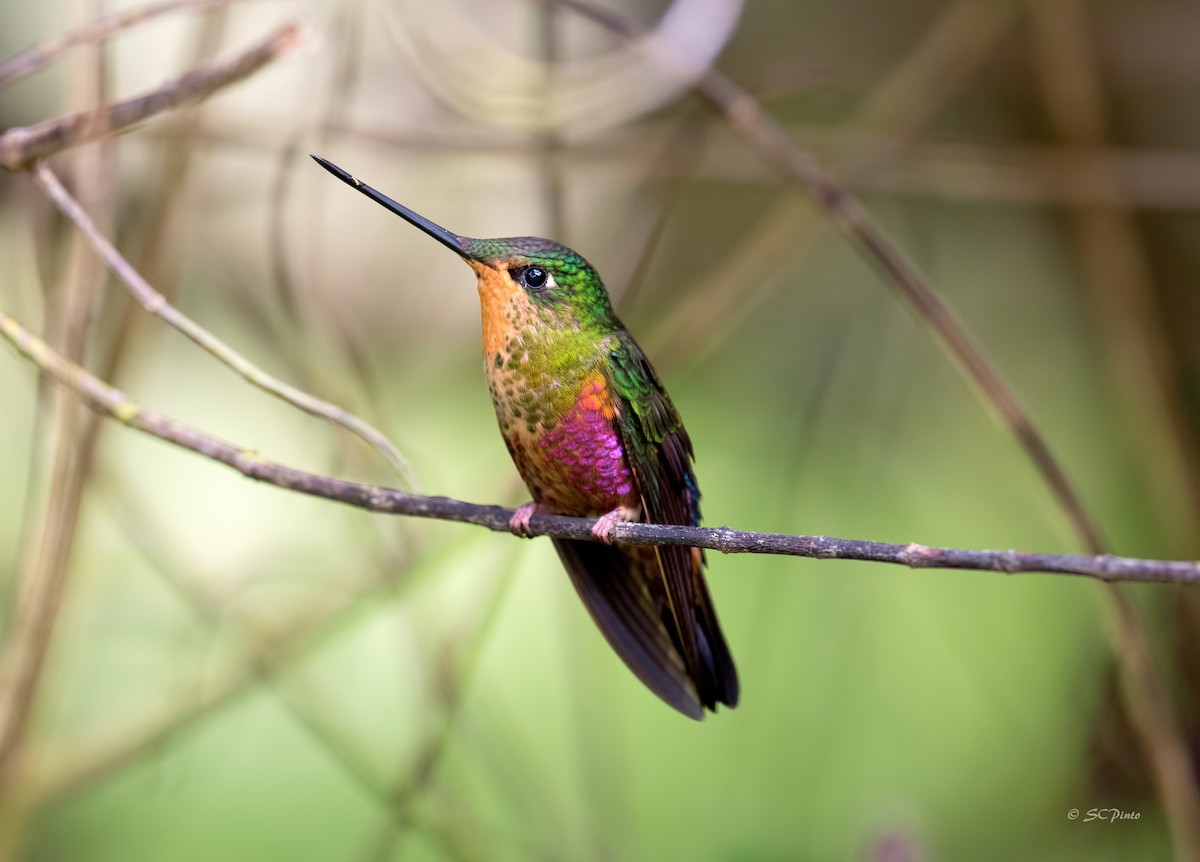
31, 163, 418, 489
0, 22, 306, 171
0, 0, 247, 89
2, 304, 1198, 586
0, 29, 117, 850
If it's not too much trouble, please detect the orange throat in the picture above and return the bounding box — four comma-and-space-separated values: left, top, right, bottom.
470, 261, 524, 356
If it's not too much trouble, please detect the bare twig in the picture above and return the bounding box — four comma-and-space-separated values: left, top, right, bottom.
0, 29, 116, 855
0, 22, 305, 170
2, 304, 1198, 586
0, 0, 246, 89
31, 163, 418, 489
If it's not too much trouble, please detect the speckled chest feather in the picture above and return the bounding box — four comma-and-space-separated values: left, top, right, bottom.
477, 279, 636, 516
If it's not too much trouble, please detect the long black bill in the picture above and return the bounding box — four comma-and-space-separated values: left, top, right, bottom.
311, 155, 473, 260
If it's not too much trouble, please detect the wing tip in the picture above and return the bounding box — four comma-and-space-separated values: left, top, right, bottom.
674, 696, 706, 722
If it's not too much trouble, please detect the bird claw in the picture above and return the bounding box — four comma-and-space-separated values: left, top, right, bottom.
590, 506, 639, 545
509, 501, 541, 537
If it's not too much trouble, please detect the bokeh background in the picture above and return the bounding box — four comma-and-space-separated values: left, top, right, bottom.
1, 0, 1199, 859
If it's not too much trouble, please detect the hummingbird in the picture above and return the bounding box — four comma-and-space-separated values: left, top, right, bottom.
313, 155, 738, 719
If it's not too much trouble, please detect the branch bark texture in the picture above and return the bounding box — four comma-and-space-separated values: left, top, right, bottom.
0, 22, 304, 171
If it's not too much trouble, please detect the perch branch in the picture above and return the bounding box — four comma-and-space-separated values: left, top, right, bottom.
0, 22, 305, 170
1, 304, 1197, 586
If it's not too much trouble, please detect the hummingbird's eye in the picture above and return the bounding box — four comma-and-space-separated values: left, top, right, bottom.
521, 266, 548, 289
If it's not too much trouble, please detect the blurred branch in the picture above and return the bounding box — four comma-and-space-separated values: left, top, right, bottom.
147, 118, 1200, 211
31, 162, 418, 488
107, 477, 394, 803
2, 304, 1199, 586
558, 0, 1103, 555
648, 0, 1014, 367
535, 0, 567, 237
0, 22, 305, 170
552, 2, 1200, 855
363, 547, 522, 861
382, 0, 742, 134
610, 105, 712, 313
1031, 0, 1200, 540
32, 574, 386, 807
0, 24, 116, 854
1030, 4, 1200, 859
0, 0, 245, 89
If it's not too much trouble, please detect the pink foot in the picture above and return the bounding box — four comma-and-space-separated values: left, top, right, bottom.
590, 506, 640, 545
509, 501, 542, 537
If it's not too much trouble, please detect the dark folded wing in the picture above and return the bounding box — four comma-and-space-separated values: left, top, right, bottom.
605, 334, 739, 710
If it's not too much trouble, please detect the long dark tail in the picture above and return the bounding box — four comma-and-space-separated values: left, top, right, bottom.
552, 538, 738, 719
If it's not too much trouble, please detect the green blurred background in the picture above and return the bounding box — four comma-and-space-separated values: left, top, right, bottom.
1, 0, 1198, 859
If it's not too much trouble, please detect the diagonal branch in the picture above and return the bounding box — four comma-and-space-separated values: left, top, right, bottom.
0, 22, 305, 171
30, 162, 418, 489
0, 0, 247, 89
2, 303, 1197, 586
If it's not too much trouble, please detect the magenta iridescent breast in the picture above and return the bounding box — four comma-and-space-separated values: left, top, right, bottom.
532, 375, 635, 513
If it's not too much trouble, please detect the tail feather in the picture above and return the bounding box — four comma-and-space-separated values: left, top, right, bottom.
552, 538, 737, 719
692, 564, 739, 708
